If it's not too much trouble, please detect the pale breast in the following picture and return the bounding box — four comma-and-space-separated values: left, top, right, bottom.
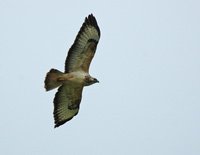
63, 71, 88, 85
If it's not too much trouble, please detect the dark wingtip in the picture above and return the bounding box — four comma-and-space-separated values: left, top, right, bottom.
54, 117, 73, 128
85, 14, 101, 37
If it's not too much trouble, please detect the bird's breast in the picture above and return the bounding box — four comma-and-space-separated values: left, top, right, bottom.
63, 72, 88, 85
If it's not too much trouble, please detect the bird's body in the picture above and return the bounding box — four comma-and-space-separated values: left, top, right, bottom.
44, 14, 100, 128
63, 71, 87, 85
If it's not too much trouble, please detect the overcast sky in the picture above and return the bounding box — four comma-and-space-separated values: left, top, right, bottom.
1, 0, 200, 155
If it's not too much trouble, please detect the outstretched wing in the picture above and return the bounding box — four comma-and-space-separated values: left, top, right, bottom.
65, 14, 100, 73
53, 85, 83, 128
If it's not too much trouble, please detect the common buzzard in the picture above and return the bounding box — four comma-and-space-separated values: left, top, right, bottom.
44, 14, 100, 128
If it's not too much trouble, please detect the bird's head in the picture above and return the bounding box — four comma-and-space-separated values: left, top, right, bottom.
85, 76, 99, 86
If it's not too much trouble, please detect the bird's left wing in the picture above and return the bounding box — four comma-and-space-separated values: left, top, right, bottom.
53, 85, 83, 128
65, 14, 100, 73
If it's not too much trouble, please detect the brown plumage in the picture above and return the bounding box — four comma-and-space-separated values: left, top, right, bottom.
44, 14, 100, 128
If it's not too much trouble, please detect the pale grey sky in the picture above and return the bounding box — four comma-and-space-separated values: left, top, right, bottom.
1, 0, 200, 155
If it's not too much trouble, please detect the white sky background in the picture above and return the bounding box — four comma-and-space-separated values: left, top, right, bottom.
1, 0, 200, 154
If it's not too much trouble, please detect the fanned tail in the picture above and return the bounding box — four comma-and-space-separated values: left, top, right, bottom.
44, 69, 64, 91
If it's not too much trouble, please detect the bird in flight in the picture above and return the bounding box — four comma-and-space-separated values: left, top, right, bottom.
44, 14, 100, 128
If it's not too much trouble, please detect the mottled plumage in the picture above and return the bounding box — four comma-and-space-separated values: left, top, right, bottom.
44, 14, 100, 128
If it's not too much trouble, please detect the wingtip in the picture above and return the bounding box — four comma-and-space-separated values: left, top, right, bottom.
85, 14, 100, 37
53, 117, 73, 128
88, 13, 94, 18
54, 124, 59, 128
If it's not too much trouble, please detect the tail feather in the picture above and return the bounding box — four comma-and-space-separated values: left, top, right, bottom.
44, 69, 64, 91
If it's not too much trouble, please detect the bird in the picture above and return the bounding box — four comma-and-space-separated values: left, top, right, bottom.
44, 14, 100, 128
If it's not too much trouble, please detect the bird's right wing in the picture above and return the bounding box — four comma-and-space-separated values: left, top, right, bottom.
53, 85, 83, 128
